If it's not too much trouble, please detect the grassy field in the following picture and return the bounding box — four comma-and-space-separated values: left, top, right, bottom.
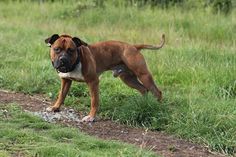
0, 104, 156, 157
0, 0, 235, 155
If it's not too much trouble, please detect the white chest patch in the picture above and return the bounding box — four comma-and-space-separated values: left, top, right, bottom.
58, 63, 84, 81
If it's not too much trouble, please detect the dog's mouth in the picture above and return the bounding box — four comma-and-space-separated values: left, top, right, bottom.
57, 63, 73, 73
53, 59, 72, 73
57, 66, 70, 73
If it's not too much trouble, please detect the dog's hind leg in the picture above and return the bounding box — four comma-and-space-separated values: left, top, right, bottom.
136, 73, 162, 101
119, 72, 148, 95
122, 50, 162, 101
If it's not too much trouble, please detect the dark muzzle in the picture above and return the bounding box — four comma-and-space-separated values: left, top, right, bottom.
53, 56, 72, 73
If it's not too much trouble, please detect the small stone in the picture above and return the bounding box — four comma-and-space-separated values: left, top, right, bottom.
68, 109, 74, 113
53, 113, 61, 120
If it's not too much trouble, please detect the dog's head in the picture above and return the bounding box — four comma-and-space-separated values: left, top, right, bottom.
45, 34, 87, 73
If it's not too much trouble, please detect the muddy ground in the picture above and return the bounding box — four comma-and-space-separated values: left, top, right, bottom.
0, 90, 225, 157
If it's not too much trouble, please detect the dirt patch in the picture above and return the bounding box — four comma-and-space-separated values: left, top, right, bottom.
0, 90, 225, 157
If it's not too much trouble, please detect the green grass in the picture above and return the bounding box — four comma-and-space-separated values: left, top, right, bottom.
0, 0, 235, 155
0, 104, 156, 157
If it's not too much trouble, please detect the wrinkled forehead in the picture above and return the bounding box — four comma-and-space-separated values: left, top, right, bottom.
53, 36, 76, 49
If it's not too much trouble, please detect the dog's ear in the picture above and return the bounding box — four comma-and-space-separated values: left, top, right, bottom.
45, 34, 60, 47
72, 37, 88, 47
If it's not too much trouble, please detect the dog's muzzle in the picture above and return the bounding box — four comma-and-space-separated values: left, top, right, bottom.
53, 56, 72, 73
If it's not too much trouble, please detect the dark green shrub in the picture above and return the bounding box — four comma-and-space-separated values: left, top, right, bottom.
206, 0, 232, 14
125, 0, 233, 13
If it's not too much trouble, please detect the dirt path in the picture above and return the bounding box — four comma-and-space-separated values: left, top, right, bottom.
0, 90, 225, 157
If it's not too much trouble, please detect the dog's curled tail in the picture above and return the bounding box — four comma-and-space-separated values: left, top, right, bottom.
134, 34, 165, 50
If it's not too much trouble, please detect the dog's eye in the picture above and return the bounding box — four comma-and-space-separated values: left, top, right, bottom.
53, 47, 61, 53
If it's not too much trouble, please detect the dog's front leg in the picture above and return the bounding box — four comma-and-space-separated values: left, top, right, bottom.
46, 78, 72, 112
82, 79, 99, 122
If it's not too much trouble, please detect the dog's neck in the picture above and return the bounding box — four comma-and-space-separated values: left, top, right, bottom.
69, 47, 81, 72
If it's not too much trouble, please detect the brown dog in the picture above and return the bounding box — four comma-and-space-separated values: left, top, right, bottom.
45, 34, 165, 122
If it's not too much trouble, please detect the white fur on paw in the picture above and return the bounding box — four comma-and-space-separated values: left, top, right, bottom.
81, 115, 95, 122
46, 107, 53, 112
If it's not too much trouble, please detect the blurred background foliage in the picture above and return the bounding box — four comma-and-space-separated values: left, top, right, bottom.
8, 0, 233, 14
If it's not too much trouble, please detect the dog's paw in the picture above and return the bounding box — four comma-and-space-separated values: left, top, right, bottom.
46, 106, 60, 112
81, 115, 95, 122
